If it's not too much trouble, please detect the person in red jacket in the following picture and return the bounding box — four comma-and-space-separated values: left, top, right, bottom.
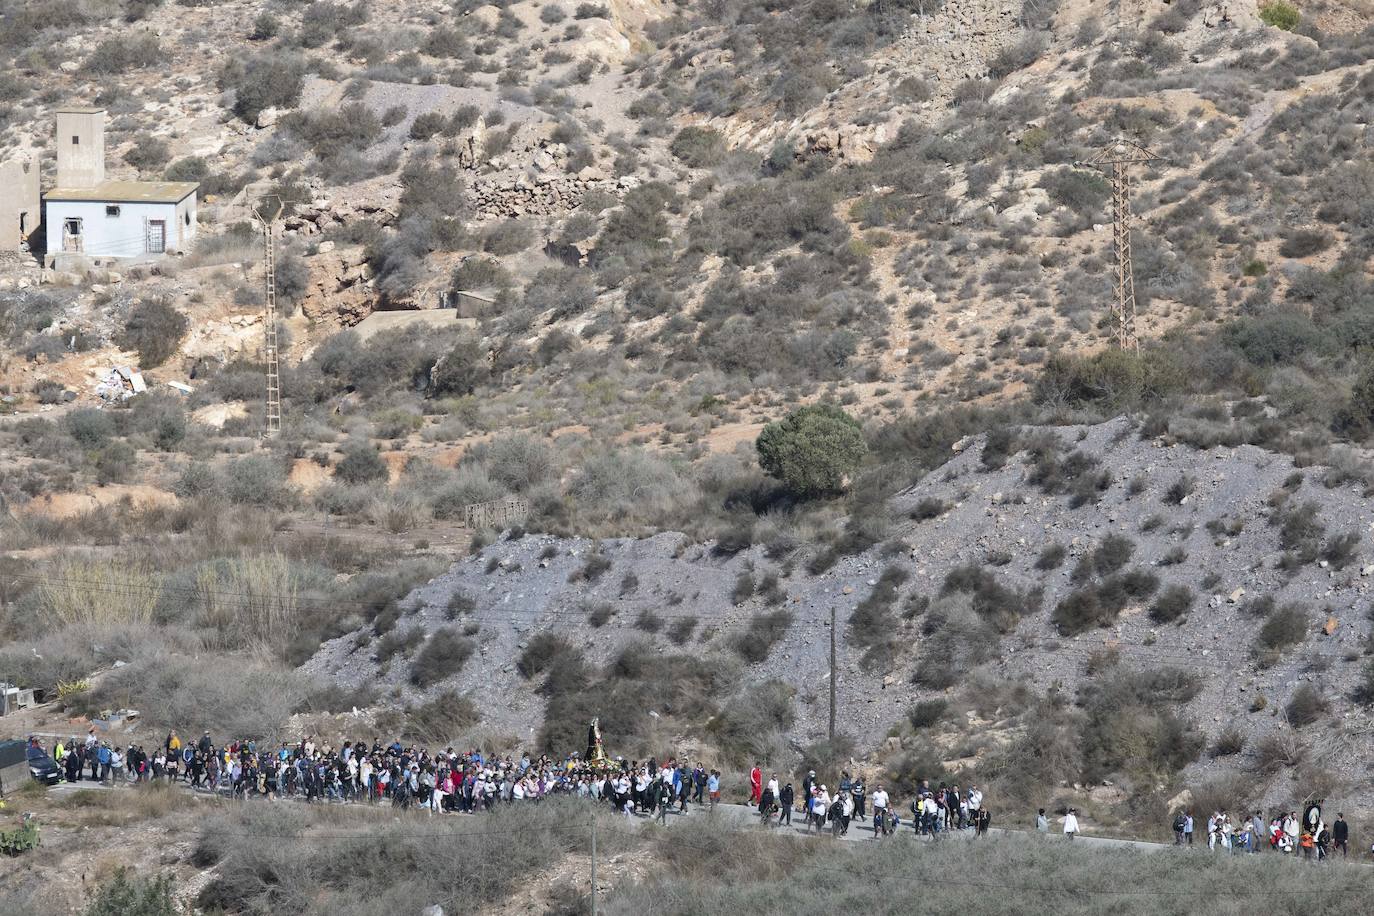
749, 763, 762, 804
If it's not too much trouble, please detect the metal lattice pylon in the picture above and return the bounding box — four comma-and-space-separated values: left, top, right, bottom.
1084, 140, 1164, 352
252, 198, 284, 439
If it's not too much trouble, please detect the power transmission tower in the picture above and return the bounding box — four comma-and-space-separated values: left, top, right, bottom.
251, 199, 284, 439
1084, 140, 1164, 352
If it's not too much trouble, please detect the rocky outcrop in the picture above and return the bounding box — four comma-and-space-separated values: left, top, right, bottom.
299, 244, 374, 327
283, 193, 400, 236
469, 174, 632, 219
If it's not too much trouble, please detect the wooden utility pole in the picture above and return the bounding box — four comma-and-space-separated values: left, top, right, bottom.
828, 606, 837, 742
1084, 140, 1164, 352
251, 198, 283, 439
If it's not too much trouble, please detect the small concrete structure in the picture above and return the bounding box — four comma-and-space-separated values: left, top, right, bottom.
55, 106, 106, 188
42, 107, 199, 269
454, 288, 497, 318
351, 308, 477, 342
0, 155, 41, 252
45, 181, 198, 264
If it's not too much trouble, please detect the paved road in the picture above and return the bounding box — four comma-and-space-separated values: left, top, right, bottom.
39, 777, 1173, 854
710, 802, 1170, 853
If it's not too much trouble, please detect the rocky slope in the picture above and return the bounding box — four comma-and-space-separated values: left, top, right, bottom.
309, 416, 1374, 801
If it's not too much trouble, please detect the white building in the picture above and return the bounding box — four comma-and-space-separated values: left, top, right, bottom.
43, 107, 198, 269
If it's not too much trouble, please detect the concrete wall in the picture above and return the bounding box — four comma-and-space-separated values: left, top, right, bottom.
55, 108, 105, 188
45, 198, 186, 261
174, 193, 198, 249
0, 156, 41, 250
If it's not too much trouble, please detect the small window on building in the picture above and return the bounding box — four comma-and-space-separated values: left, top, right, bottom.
72, 135, 80, 145
184, 212, 191, 226
105, 205, 121, 217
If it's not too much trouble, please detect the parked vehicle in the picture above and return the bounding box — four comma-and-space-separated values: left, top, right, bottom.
26, 745, 60, 786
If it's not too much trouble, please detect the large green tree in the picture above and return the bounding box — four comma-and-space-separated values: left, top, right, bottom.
756, 404, 867, 497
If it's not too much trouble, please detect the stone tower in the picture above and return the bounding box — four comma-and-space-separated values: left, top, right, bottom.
54, 107, 106, 188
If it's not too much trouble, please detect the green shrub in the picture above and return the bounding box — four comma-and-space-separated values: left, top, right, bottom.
116, 298, 188, 368
906, 699, 948, 729
849, 565, 909, 669
250, 12, 278, 39
1035, 542, 1067, 570
94, 440, 136, 484
941, 565, 1041, 633
1034, 349, 1184, 411
482, 220, 535, 255
1211, 727, 1245, 757
83, 34, 160, 74
1255, 603, 1308, 662
123, 136, 170, 172
523, 266, 598, 320
1053, 588, 1107, 635
988, 33, 1047, 79
669, 125, 726, 168
1278, 228, 1330, 259
1148, 584, 1193, 624
173, 460, 220, 499
335, 440, 389, 484
910, 497, 946, 521
0, 818, 40, 856
1092, 534, 1135, 576
409, 627, 475, 687
223, 454, 293, 507
220, 51, 306, 123
374, 691, 479, 747
732, 610, 792, 663
1039, 167, 1110, 216
1259, 0, 1299, 30
518, 633, 579, 680
82, 869, 176, 916
756, 404, 867, 498
65, 407, 115, 448
431, 337, 489, 396
1285, 683, 1327, 727
1078, 668, 1202, 782
705, 680, 793, 766
409, 111, 447, 140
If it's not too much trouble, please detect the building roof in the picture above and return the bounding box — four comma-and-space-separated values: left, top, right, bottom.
45, 180, 197, 204
54, 106, 105, 115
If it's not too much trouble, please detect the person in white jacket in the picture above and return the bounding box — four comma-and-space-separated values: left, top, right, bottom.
871, 785, 890, 836
1063, 808, 1079, 839
811, 786, 831, 832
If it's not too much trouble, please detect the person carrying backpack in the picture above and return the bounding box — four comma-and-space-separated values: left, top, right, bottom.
1174, 811, 1188, 845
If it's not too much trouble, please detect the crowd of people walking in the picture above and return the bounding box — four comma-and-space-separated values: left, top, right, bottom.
38, 729, 727, 817
1171, 807, 1351, 860
749, 762, 992, 839
33, 731, 1356, 863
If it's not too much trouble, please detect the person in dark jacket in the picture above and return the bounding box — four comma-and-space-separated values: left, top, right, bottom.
1333, 813, 1349, 857
778, 783, 794, 826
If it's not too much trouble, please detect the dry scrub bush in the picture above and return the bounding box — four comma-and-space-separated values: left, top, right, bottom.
41, 559, 161, 628
198, 796, 623, 916
193, 553, 304, 656
604, 817, 1370, 915
87, 653, 310, 741
704, 679, 794, 767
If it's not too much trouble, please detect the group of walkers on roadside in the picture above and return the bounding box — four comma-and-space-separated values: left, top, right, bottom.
39, 728, 724, 818
38, 731, 1357, 864
1171, 807, 1351, 860
750, 762, 991, 840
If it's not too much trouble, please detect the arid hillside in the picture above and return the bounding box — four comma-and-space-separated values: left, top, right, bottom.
6, 3, 1374, 910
